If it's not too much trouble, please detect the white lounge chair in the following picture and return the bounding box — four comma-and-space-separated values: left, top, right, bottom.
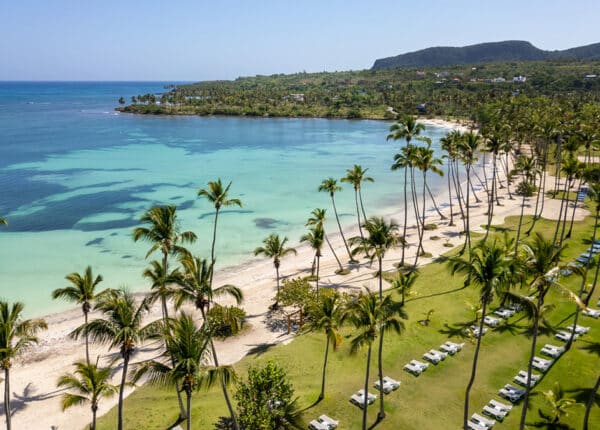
350, 389, 376, 408
493, 308, 514, 319
423, 351, 441, 364
446, 340, 465, 350
532, 356, 553, 372
484, 316, 501, 327
411, 359, 429, 370
555, 331, 576, 342
489, 399, 512, 412
540, 344, 564, 358
499, 384, 525, 403
471, 412, 496, 428
483, 405, 507, 421
309, 420, 329, 430
467, 421, 487, 430
470, 325, 487, 337
382, 376, 400, 389
403, 362, 422, 376
439, 343, 458, 355
566, 324, 590, 335
318, 415, 338, 429
431, 349, 447, 359
583, 308, 600, 318
514, 370, 539, 387
374, 376, 400, 393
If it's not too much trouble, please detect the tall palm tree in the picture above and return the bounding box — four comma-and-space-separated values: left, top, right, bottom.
440, 132, 458, 226
457, 131, 481, 256
176, 252, 242, 430
52, 266, 106, 365
254, 234, 297, 308
0, 301, 47, 430
388, 115, 426, 265
392, 269, 419, 306
513, 155, 539, 255
301, 225, 325, 293
133, 312, 229, 430
341, 164, 374, 239
318, 178, 355, 262
449, 240, 512, 430
75, 289, 154, 430
302, 293, 343, 401
57, 359, 118, 430
306, 208, 344, 273
343, 290, 406, 425
518, 234, 583, 430
198, 178, 242, 270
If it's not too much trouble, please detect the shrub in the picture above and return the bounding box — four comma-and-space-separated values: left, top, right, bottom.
207, 305, 246, 337
277, 277, 316, 311
423, 223, 438, 231
516, 180, 537, 197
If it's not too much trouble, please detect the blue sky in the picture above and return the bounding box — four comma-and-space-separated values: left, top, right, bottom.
2, 0, 599, 81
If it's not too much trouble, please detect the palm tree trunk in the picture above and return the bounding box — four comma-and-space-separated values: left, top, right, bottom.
414, 173, 427, 266
504, 152, 514, 199
4, 367, 11, 430
410, 167, 423, 256
275, 265, 281, 301
84, 311, 90, 366
359, 189, 368, 224
463, 300, 488, 430
519, 299, 542, 430
331, 195, 354, 262
319, 338, 330, 400
447, 162, 455, 226
400, 166, 409, 266
316, 254, 320, 295
566, 177, 584, 239
514, 193, 527, 257
426, 183, 446, 220
484, 154, 497, 242
118, 353, 130, 430
362, 344, 372, 430
91, 405, 97, 430
463, 165, 472, 255
583, 373, 600, 430
324, 232, 344, 273
209, 209, 220, 286
355, 189, 364, 240
186, 390, 192, 430
377, 256, 383, 299
558, 179, 572, 246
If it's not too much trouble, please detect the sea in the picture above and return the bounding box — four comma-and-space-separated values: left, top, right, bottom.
0, 82, 451, 316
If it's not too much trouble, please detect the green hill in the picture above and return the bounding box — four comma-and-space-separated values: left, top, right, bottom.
372, 40, 600, 70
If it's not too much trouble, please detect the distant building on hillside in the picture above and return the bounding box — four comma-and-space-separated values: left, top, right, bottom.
491, 77, 506, 83
416, 103, 427, 113
513, 76, 527, 83
584, 74, 598, 79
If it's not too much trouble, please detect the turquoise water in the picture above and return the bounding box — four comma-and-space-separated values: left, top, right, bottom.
0, 82, 450, 316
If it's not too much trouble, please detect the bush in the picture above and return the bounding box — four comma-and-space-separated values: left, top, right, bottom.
516, 180, 537, 197
423, 223, 438, 231
277, 277, 316, 311
207, 305, 246, 337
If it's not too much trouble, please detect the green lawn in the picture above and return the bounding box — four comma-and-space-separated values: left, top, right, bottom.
97, 214, 600, 430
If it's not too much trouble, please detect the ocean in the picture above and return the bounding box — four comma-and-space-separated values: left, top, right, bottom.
0, 82, 450, 316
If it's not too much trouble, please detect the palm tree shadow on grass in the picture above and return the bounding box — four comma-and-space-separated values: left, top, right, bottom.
438, 321, 473, 340
579, 340, 600, 357
245, 342, 278, 356
404, 283, 468, 304
565, 386, 600, 409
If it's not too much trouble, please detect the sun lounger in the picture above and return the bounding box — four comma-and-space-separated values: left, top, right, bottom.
430, 349, 447, 360
484, 316, 500, 327
318, 415, 338, 429
483, 405, 507, 421
447, 340, 465, 350
566, 324, 590, 335
439, 343, 458, 355
423, 351, 442, 364
499, 384, 525, 403
532, 356, 553, 372
411, 359, 429, 370
560, 269, 573, 276
471, 412, 496, 428
489, 399, 512, 412
309, 420, 329, 430
493, 308, 514, 319
507, 302, 522, 311
514, 370, 540, 387
576, 256, 591, 265
374, 376, 400, 393
554, 331, 576, 342
540, 344, 564, 358
403, 362, 422, 376
467, 421, 487, 430
583, 308, 600, 318
470, 325, 487, 337
350, 389, 376, 408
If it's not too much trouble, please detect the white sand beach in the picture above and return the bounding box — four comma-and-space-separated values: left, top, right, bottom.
2, 127, 589, 430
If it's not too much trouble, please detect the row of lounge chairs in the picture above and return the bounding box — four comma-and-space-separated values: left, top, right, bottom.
469, 399, 514, 428
554, 324, 590, 342
404, 341, 464, 376
561, 241, 600, 276
348, 375, 401, 410
309, 415, 338, 430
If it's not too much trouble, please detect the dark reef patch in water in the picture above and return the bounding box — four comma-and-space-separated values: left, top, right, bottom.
254, 217, 288, 229
198, 209, 253, 220
85, 237, 104, 246
121, 255, 132, 259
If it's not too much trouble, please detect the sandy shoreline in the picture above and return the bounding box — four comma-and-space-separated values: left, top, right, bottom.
2, 121, 587, 429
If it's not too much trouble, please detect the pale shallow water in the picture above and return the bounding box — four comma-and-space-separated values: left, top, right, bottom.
0, 82, 450, 316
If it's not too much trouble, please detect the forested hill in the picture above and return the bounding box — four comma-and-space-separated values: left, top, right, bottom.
372, 41, 600, 70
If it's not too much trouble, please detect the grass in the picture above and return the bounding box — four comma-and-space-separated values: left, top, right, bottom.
97, 214, 600, 430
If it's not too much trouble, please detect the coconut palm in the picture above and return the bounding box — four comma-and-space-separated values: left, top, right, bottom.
176, 252, 243, 430
0, 301, 47, 430
392, 269, 419, 306
301, 225, 325, 293
513, 155, 540, 255
518, 234, 584, 430
254, 234, 297, 308
449, 240, 512, 430
537, 382, 577, 428
133, 312, 229, 430
57, 359, 118, 430
440, 132, 459, 226
457, 131, 481, 255
52, 266, 106, 365
341, 164, 374, 239
74, 289, 154, 430
343, 290, 406, 425
306, 208, 344, 273
198, 178, 242, 270
302, 293, 343, 401
318, 178, 354, 262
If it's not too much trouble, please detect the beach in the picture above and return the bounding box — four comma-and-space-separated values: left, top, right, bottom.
2, 119, 589, 430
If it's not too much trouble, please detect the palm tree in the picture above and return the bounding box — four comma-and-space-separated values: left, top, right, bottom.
301, 225, 325, 293
0, 301, 47, 430
318, 178, 355, 262
341, 164, 374, 239
254, 234, 297, 308
449, 240, 512, 430
133, 312, 228, 430
57, 359, 118, 430
440, 132, 458, 226
392, 269, 419, 306
75, 289, 154, 430
518, 234, 584, 430
176, 252, 242, 430
306, 208, 344, 273
538, 382, 577, 428
457, 131, 481, 255
388, 115, 426, 265
513, 155, 540, 255
0, 218, 6, 226
302, 293, 343, 401
52, 266, 106, 365
343, 290, 406, 425
391, 146, 414, 266
197, 178, 242, 270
